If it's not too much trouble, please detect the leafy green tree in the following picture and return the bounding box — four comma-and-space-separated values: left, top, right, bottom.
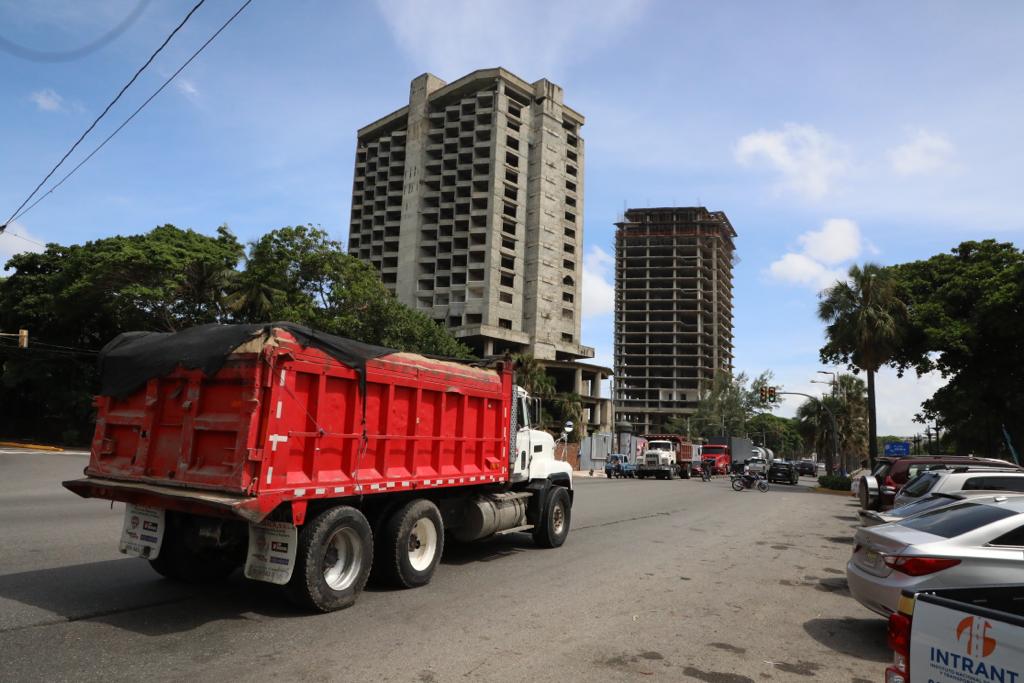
889, 240, 1024, 458
819, 263, 908, 468
512, 354, 555, 398
746, 412, 805, 459
669, 370, 774, 439
233, 225, 472, 359
550, 392, 584, 442
0, 223, 472, 443
795, 373, 868, 474
0, 224, 244, 442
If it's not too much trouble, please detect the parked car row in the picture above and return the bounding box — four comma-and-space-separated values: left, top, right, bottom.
844, 455, 1024, 624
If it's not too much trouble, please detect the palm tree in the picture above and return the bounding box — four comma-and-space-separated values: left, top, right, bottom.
512, 354, 555, 398
818, 264, 908, 468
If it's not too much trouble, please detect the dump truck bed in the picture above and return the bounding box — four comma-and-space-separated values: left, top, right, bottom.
67, 325, 512, 521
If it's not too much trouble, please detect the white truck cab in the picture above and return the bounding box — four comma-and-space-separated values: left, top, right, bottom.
638, 440, 680, 480
512, 386, 572, 484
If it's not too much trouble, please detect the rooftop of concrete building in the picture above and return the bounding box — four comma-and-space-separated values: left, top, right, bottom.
357, 67, 586, 139
616, 206, 737, 239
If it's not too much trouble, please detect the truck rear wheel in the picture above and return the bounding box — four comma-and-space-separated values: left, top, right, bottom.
287, 505, 372, 613
533, 486, 571, 548
376, 499, 444, 589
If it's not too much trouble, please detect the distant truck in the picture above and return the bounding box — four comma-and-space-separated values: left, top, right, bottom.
704, 436, 755, 474
63, 323, 574, 613
637, 439, 682, 479
886, 585, 1024, 683
604, 454, 636, 479
637, 434, 702, 479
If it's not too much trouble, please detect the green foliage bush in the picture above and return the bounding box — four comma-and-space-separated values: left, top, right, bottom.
818, 474, 852, 491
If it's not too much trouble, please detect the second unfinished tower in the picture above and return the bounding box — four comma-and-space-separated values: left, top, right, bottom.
613, 207, 736, 434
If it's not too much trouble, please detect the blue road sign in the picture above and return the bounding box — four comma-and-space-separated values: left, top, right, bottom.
884, 441, 911, 456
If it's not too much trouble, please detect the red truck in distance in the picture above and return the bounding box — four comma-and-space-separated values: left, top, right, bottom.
64, 323, 574, 612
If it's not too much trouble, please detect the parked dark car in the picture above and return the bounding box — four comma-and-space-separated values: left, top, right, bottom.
796, 460, 817, 476
857, 455, 1019, 512
767, 460, 799, 485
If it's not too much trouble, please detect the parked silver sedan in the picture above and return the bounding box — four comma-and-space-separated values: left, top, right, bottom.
858, 490, 1008, 527
847, 494, 1024, 617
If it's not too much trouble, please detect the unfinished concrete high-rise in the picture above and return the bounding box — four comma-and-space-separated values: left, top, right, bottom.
347, 68, 591, 363
613, 207, 736, 435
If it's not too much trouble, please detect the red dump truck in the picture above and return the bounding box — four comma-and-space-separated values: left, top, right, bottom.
64, 323, 573, 612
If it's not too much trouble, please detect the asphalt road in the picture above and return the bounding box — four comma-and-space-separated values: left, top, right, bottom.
0, 447, 885, 682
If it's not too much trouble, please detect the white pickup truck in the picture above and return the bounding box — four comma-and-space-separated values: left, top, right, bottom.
885, 585, 1024, 683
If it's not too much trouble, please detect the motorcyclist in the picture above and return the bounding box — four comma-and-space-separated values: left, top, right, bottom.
701, 457, 715, 480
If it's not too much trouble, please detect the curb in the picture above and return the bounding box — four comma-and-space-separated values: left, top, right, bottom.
0, 441, 64, 452
812, 487, 853, 496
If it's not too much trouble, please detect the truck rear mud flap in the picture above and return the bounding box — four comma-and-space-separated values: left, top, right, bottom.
63, 477, 284, 524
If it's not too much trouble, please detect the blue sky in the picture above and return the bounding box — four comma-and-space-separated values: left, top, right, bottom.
2, 1, 1022, 435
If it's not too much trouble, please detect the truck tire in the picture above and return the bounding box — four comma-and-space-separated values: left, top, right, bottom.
533, 486, 571, 548
667, 467, 677, 480
376, 499, 444, 589
287, 505, 372, 613
148, 512, 240, 583
681, 468, 691, 480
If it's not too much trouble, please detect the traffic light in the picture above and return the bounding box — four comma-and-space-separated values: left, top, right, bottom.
759, 386, 767, 401
18, 329, 28, 348
768, 386, 777, 402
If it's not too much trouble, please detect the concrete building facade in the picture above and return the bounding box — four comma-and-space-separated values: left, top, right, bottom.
348, 68, 591, 362
613, 207, 736, 435
348, 68, 612, 433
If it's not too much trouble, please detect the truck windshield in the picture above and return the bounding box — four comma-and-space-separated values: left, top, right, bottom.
648, 442, 672, 450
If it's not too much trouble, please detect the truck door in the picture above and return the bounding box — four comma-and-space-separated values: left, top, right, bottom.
513, 392, 532, 482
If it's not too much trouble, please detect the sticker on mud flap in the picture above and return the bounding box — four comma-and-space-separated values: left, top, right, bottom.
119, 504, 165, 559
244, 520, 297, 585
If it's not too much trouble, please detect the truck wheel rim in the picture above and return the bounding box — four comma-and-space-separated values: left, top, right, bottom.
407, 517, 438, 572
323, 527, 362, 591
552, 502, 565, 535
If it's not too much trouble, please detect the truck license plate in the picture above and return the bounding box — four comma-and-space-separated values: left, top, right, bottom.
119, 504, 165, 559
245, 520, 298, 585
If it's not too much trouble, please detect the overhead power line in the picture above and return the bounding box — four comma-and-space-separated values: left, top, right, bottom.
0, 0, 207, 233
4, 0, 252, 227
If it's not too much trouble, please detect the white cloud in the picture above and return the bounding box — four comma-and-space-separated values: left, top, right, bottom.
0, 222, 46, 271
888, 129, 955, 176
29, 88, 63, 112
174, 78, 199, 99
767, 218, 866, 291
797, 218, 862, 265
767, 253, 846, 291
373, 0, 649, 79
582, 245, 615, 318
735, 123, 848, 200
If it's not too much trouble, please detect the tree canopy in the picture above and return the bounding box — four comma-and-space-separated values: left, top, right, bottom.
665, 371, 774, 439
818, 263, 908, 467
888, 240, 1024, 457
0, 223, 471, 443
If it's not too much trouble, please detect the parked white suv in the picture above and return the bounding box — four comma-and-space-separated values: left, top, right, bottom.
892, 466, 1024, 508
